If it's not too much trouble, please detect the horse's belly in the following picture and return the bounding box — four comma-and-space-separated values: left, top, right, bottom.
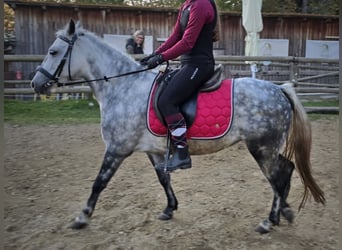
188, 137, 235, 155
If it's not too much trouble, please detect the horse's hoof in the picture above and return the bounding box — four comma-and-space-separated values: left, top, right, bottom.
70, 213, 89, 229
281, 207, 294, 223
157, 212, 172, 220
70, 221, 88, 230
255, 219, 271, 234
255, 225, 270, 234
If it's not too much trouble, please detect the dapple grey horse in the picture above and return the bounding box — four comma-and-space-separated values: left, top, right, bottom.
31, 20, 325, 233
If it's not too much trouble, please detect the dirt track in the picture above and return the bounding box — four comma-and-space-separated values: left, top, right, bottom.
4, 117, 338, 250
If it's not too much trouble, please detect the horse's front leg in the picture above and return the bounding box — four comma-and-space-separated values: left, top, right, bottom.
71, 151, 127, 229
147, 153, 178, 220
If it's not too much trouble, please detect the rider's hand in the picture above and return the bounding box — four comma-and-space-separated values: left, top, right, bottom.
146, 54, 164, 69
140, 52, 156, 65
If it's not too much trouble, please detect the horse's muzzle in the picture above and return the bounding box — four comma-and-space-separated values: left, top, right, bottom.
31, 79, 54, 94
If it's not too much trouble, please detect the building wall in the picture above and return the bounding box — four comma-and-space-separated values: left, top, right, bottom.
5, 1, 339, 78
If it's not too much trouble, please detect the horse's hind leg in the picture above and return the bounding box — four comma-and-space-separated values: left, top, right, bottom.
71, 151, 128, 229
278, 154, 295, 223
147, 153, 178, 220
264, 154, 295, 227
247, 142, 294, 234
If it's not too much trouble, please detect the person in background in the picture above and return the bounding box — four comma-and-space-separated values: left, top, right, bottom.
125, 30, 145, 54
140, 0, 220, 172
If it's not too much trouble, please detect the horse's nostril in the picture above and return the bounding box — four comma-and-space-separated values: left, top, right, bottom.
30, 81, 35, 89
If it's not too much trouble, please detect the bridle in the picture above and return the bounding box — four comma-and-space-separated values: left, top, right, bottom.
37, 34, 78, 88
36, 33, 151, 88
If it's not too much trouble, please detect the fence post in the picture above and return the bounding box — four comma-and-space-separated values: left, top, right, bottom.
289, 59, 298, 84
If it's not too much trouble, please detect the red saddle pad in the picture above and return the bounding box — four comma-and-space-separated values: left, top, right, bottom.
147, 79, 234, 140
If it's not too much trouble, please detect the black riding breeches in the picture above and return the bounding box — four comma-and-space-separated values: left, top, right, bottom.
158, 63, 214, 117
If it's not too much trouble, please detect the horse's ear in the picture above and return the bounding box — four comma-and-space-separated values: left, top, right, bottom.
67, 19, 75, 35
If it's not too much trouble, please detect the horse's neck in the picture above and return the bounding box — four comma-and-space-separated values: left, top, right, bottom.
86, 41, 139, 81
83, 38, 149, 101
85, 49, 155, 113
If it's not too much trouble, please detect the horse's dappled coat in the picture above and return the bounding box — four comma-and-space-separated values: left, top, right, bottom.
31, 20, 325, 234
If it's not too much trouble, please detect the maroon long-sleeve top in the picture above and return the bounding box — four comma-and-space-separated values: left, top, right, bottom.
155, 0, 215, 61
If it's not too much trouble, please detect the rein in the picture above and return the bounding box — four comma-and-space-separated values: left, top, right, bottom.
37, 33, 151, 88
56, 67, 150, 87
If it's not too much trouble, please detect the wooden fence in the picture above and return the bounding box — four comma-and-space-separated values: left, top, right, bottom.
4, 54, 339, 113
5, 1, 339, 80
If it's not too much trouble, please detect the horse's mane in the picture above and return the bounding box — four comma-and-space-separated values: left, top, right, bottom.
56, 22, 139, 66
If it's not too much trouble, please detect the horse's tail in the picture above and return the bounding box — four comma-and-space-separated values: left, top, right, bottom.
280, 83, 325, 210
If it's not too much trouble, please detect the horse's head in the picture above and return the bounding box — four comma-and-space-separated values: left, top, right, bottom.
31, 19, 85, 94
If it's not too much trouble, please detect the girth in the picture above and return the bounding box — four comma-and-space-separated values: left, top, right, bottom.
153, 64, 224, 127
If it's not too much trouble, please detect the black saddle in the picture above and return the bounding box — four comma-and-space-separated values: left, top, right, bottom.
153, 64, 224, 127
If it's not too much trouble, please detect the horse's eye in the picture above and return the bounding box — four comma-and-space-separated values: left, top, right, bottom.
49, 50, 57, 55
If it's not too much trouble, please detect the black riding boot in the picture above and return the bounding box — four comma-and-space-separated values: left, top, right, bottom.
157, 113, 192, 172
162, 145, 192, 172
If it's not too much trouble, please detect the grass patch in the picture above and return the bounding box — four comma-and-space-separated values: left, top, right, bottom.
4, 99, 338, 125
303, 99, 339, 119
308, 113, 338, 121
4, 99, 101, 124
302, 99, 339, 107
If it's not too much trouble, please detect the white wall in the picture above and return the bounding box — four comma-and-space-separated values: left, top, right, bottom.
258, 39, 289, 57
305, 40, 339, 59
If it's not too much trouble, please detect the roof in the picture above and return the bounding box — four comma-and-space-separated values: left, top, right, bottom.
4, 0, 178, 13
5, 0, 339, 19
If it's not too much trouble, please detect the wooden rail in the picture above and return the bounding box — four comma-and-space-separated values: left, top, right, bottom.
4, 55, 339, 113
4, 54, 339, 63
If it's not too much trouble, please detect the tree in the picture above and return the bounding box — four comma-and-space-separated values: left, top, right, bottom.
4, 3, 15, 35
4, 0, 339, 14
216, 0, 338, 14
307, 0, 339, 15
4, 3, 16, 54
216, 0, 297, 13
124, 0, 183, 7
216, 0, 242, 11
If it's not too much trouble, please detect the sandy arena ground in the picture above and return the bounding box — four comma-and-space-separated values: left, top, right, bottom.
4, 117, 338, 249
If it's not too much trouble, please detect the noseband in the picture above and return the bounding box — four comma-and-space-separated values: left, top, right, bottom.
37, 34, 78, 87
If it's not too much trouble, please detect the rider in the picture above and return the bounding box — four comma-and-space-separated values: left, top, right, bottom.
141, 0, 220, 172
